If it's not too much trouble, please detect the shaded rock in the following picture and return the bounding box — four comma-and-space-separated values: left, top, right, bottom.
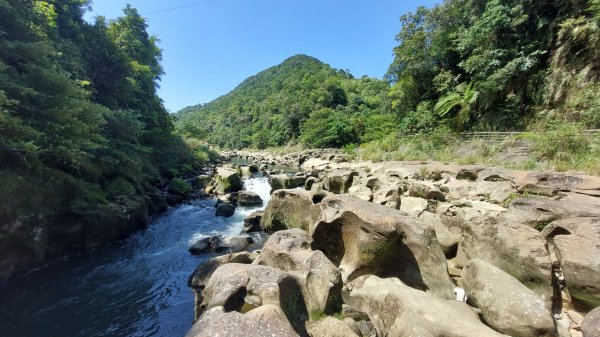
445, 179, 514, 204
356, 320, 377, 337
215, 202, 236, 217
418, 212, 462, 255
323, 170, 358, 194
409, 181, 446, 201
343, 275, 507, 337
220, 235, 254, 253
456, 214, 553, 301
341, 304, 369, 321
261, 189, 320, 232
271, 174, 306, 191
186, 305, 300, 337
304, 177, 319, 190
306, 316, 360, 337
189, 236, 221, 255
254, 229, 342, 315
242, 211, 263, 233
188, 252, 257, 290
191, 175, 212, 189
462, 259, 557, 337
582, 306, 600, 337
456, 168, 479, 181
215, 167, 243, 194
237, 191, 263, 206
311, 194, 454, 299
200, 263, 308, 334
544, 217, 600, 309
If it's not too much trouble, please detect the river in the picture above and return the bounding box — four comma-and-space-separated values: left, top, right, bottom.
0, 175, 272, 337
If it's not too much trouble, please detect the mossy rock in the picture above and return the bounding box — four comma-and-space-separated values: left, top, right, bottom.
168, 178, 192, 196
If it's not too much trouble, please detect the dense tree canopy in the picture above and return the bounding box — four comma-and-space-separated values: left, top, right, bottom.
0, 0, 198, 256
175, 55, 394, 149
177, 0, 600, 148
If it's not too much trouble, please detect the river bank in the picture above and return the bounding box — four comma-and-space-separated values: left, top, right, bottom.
186, 150, 600, 337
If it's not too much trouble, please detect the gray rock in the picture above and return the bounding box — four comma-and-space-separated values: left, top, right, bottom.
270, 174, 306, 191
237, 190, 263, 206
323, 170, 358, 194
312, 194, 455, 299
544, 217, 600, 309
219, 235, 254, 253
186, 305, 300, 337
399, 196, 428, 216
456, 214, 553, 301
200, 263, 308, 334
343, 275, 507, 337
215, 202, 235, 217
348, 185, 373, 202
214, 167, 243, 194
242, 211, 263, 233
409, 181, 446, 201
306, 316, 360, 337
254, 229, 342, 315
189, 236, 221, 255
462, 259, 557, 337
582, 306, 600, 337
260, 189, 321, 232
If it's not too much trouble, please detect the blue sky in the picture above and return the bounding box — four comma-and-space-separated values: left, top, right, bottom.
86, 0, 439, 112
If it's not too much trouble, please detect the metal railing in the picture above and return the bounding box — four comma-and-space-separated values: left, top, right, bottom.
460, 129, 600, 140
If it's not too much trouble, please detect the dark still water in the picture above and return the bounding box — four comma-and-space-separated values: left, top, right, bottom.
0, 176, 271, 337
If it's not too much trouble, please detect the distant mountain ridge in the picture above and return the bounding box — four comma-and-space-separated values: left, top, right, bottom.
175, 54, 393, 149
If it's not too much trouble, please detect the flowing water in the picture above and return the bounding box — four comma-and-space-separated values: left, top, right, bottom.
0, 175, 272, 337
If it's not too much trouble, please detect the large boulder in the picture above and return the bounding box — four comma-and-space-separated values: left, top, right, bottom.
418, 212, 462, 255
542, 217, 600, 309
188, 252, 257, 320
582, 306, 600, 337
215, 167, 243, 194
237, 191, 263, 206
306, 316, 360, 337
505, 194, 600, 228
200, 263, 309, 334
461, 259, 557, 337
311, 194, 455, 299
347, 185, 373, 202
399, 196, 428, 216
254, 229, 342, 316
456, 214, 553, 301
260, 189, 321, 232
185, 305, 300, 337
342, 275, 507, 337
323, 170, 358, 194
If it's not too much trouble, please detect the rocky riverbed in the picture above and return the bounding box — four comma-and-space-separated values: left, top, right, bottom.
186, 150, 600, 337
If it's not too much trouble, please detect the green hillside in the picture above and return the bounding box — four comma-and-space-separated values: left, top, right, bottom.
175, 55, 394, 149
177, 0, 600, 156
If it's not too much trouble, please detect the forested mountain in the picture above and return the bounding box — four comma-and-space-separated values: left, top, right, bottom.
175, 55, 395, 149
176, 0, 600, 149
0, 0, 200, 278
